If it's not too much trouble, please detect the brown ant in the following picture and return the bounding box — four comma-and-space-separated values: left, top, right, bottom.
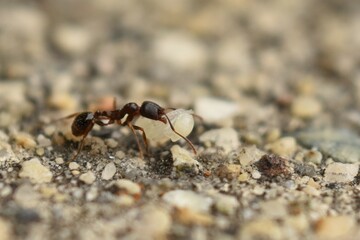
60, 99, 196, 160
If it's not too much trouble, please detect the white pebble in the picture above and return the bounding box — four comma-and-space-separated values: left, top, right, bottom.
69, 162, 80, 170
79, 171, 96, 184
324, 162, 358, 183
162, 190, 213, 214
19, 158, 53, 183
199, 128, 239, 153
101, 162, 116, 180
195, 97, 240, 123
114, 179, 141, 196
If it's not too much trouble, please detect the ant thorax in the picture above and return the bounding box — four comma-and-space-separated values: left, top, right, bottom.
134, 109, 195, 143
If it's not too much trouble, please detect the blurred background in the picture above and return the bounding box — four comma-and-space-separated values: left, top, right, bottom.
0, 0, 359, 129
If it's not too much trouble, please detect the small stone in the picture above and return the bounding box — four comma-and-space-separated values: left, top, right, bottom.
260, 199, 287, 219
303, 150, 323, 164
14, 184, 40, 208
0, 140, 19, 166
176, 208, 214, 226
48, 93, 77, 110
115, 150, 125, 159
55, 157, 64, 164
14, 132, 37, 149
215, 164, 242, 180
239, 219, 283, 240
115, 195, 135, 207
19, 158, 53, 183
214, 194, 239, 216
69, 162, 80, 170
238, 146, 265, 166
79, 171, 96, 184
195, 97, 240, 124
291, 96, 322, 118
101, 162, 116, 180
251, 170, 262, 179
266, 137, 297, 158
255, 154, 292, 178
86, 187, 98, 201
315, 216, 356, 239
199, 128, 239, 153
302, 185, 320, 196
52, 25, 92, 56
71, 170, 80, 175
162, 190, 213, 213
36, 147, 45, 156
105, 139, 118, 148
324, 162, 358, 183
113, 179, 141, 196
171, 145, 202, 174
265, 128, 281, 142
0, 218, 13, 240
36, 134, 51, 147
238, 172, 250, 182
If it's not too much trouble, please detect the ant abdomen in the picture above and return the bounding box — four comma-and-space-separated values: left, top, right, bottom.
140, 101, 164, 120
71, 112, 94, 137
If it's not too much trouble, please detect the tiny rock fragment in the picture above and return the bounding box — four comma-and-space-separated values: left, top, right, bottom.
105, 138, 118, 148
55, 157, 64, 164
255, 154, 292, 178
36, 134, 52, 147
215, 164, 242, 180
195, 97, 240, 123
214, 194, 239, 216
113, 179, 141, 197
171, 145, 202, 174
291, 96, 322, 118
14, 132, 37, 149
175, 208, 214, 226
79, 171, 96, 184
162, 190, 213, 214
324, 162, 358, 183
69, 162, 80, 170
239, 218, 283, 240
199, 128, 239, 153
303, 150, 323, 164
19, 158, 53, 183
101, 162, 116, 180
238, 146, 265, 166
266, 137, 297, 158
48, 92, 77, 110
315, 216, 356, 239
0, 140, 19, 166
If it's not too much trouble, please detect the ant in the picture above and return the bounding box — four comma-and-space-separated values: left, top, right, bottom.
60, 99, 196, 160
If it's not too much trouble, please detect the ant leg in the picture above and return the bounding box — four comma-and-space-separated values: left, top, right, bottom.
51, 112, 80, 124
127, 123, 144, 159
163, 114, 197, 155
71, 123, 94, 161
132, 125, 149, 154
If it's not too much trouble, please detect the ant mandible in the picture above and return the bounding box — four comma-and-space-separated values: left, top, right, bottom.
60, 99, 196, 160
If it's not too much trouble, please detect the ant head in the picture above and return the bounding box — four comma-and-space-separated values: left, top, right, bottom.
140, 101, 166, 121
124, 102, 139, 114
71, 112, 95, 137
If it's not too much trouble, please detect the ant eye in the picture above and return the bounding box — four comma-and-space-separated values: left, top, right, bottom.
72, 112, 94, 136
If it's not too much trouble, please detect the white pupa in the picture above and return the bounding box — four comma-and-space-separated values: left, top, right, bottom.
133, 109, 195, 143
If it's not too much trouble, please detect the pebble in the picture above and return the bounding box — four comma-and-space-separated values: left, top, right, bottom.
69, 162, 80, 170
171, 145, 202, 174
79, 171, 96, 184
36, 134, 52, 147
19, 158, 53, 183
14, 132, 37, 149
255, 154, 292, 178
0, 218, 13, 240
251, 170, 262, 180
266, 137, 297, 158
115, 150, 125, 159
239, 218, 283, 240
215, 164, 242, 180
199, 128, 239, 153
238, 146, 265, 166
105, 139, 118, 148
176, 208, 214, 226
0, 140, 19, 166
14, 184, 40, 208
303, 150, 323, 164
214, 194, 239, 216
52, 25, 92, 56
152, 32, 207, 73
85, 187, 98, 201
48, 93, 77, 110
260, 199, 287, 219
324, 162, 358, 183
291, 96, 322, 118
297, 129, 360, 163
162, 190, 213, 214
101, 162, 116, 180
113, 179, 141, 196
36, 147, 45, 156
55, 157, 64, 164
195, 97, 240, 124
315, 215, 356, 239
